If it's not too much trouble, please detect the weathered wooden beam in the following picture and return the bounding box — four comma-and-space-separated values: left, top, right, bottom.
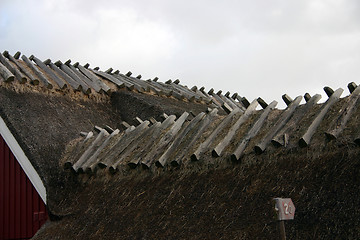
212, 99, 259, 157
174, 79, 180, 84
55, 60, 91, 94
257, 97, 268, 109
91, 69, 126, 89
116, 73, 150, 92
324, 86, 334, 97
97, 121, 150, 169
44, 59, 81, 91
109, 122, 162, 173
231, 101, 278, 161
128, 115, 176, 168
21, 55, 53, 88
66, 60, 102, 93
282, 94, 293, 106
0, 61, 14, 82
86, 129, 120, 173
72, 129, 109, 173
271, 94, 322, 147
63, 131, 94, 169
3, 51, 39, 85
141, 112, 189, 169
325, 85, 360, 140
225, 94, 247, 111
74, 62, 111, 93
304, 93, 311, 102
299, 88, 343, 147
156, 112, 206, 167
0, 53, 26, 83
348, 82, 357, 94
30, 55, 67, 89
191, 108, 242, 161
171, 108, 218, 166
254, 96, 302, 154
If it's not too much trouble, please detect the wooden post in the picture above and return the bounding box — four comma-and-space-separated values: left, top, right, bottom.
271, 94, 321, 147
21, 55, 53, 88
278, 221, 286, 240
3, 51, 39, 85
30, 55, 67, 89
299, 88, 343, 147
212, 99, 258, 157
254, 96, 302, 154
231, 101, 277, 161
141, 112, 189, 169
44, 59, 82, 91
325, 84, 360, 140
191, 108, 241, 161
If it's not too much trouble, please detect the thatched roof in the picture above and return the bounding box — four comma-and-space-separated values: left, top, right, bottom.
1, 50, 360, 239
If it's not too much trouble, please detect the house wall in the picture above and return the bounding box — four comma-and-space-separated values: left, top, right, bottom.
0, 135, 47, 240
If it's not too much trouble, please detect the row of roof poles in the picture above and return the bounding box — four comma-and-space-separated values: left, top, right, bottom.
0, 51, 256, 114
64, 82, 360, 174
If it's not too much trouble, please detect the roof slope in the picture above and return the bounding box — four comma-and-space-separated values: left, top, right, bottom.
1, 50, 360, 239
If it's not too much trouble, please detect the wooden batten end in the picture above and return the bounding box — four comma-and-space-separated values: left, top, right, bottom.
125, 71, 132, 77
93, 126, 102, 133
2, 50, 9, 57
230, 154, 239, 162
14, 52, 21, 59
347, 82, 357, 94
108, 166, 118, 174
222, 102, 233, 114
254, 145, 264, 155
93, 67, 100, 71
155, 161, 164, 168
165, 79, 172, 84
153, 77, 159, 82
135, 117, 143, 125
174, 79, 180, 84
84, 63, 90, 69
160, 113, 169, 120
80, 131, 89, 137
54, 60, 62, 67
282, 94, 293, 106
323, 86, 334, 97
105, 68, 113, 74
191, 86, 197, 91
216, 90, 222, 96
149, 117, 158, 125
141, 162, 150, 170
241, 97, 250, 109
104, 125, 115, 134
29, 55, 35, 61
128, 162, 138, 169
73, 62, 79, 68
136, 74, 142, 79
225, 91, 230, 97
325, 131, 337, 141
206, 107, 212, 113
199, 86, 205, 92
120, 121, 131, 131
190, 153, 199, 162
298, 138, 308, 148
231, 93, 238, 100
304, 93, 311, 102
65, 59, 71, 66
257, 97, 268, 109
63, 162, 73, 170
208, 88, 214, 95
113, 70, 120, 74
43, 59, 51, 65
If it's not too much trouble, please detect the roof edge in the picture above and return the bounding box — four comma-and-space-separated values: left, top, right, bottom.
0, 116, 47, 204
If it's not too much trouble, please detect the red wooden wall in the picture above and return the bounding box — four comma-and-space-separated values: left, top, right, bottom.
0, 135, 47, 240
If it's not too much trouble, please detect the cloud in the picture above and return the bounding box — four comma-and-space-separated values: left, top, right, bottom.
1, 0, 360, 108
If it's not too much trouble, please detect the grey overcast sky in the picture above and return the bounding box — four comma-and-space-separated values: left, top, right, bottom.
1, 0, 360, 108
